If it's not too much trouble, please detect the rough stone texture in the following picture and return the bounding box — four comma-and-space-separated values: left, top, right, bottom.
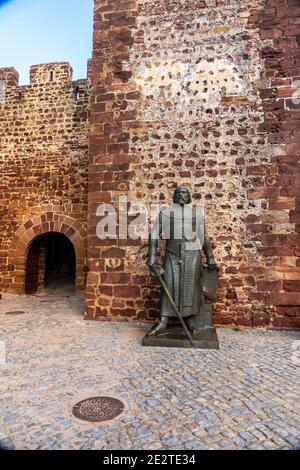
0, 292, 299, 450
0, 1, 299, 328
247, 0, 300, 328
0, 63, 90, 294
87, 0, 300, 327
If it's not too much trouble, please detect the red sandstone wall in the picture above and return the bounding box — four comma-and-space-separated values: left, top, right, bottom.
247, 0, 300, 327
87, 0, 300, 328
0, 63, 90, 293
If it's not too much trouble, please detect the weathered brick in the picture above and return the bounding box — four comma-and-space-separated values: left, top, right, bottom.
268, 292, 300, 306
114, 285, 141, 298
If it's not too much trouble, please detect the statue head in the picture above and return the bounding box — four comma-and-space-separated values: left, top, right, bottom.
173, 186, 192, 206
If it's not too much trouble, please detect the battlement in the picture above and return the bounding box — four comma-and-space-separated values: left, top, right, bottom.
0, 68, 19, 103
0, 61, 91, 106
0, 67, 19, 86
0, 60, 91, 90
30, 62, 73, 84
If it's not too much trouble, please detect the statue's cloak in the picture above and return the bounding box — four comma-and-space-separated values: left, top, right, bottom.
154, 205, 205, 318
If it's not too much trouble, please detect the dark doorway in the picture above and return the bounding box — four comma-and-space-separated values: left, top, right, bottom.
25, 233, 76, 295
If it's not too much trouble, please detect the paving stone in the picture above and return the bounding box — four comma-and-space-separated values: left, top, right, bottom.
247, 444, 265, 450
0, 438, 15, 450
239, 431, 255, 441
184, 440, 207, 450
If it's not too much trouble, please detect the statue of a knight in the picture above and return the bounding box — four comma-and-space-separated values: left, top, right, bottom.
147, 186, 218, 337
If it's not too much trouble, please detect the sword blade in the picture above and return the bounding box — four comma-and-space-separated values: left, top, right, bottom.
152, 266, 195, 347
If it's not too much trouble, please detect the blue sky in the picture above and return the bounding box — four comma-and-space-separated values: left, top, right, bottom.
0, 0, 94, 84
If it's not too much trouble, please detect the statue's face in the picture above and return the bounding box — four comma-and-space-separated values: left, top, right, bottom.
174, 187, 191, 206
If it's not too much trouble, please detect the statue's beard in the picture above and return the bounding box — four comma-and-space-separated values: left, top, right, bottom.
176, 197, 187, 206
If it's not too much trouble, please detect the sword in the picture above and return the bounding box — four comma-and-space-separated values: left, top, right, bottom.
151, 265, 195, 347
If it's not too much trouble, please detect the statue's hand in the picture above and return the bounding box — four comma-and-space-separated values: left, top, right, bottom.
146, 256, 156, 269
207, 258, 219, 270
147, 258, 164, 276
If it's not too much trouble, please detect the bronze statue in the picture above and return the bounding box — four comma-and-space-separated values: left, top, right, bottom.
144, 186, 219, 349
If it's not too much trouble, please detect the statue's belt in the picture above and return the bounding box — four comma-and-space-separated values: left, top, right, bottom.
166, 240, 201, 254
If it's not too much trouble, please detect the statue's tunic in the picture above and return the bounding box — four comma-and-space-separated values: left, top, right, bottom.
149, 205, 211, 319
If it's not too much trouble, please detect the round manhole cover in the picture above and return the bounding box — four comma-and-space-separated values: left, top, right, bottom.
72, 397, 125, 423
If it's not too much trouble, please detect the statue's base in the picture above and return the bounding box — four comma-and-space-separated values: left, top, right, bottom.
142, 327, 219, 350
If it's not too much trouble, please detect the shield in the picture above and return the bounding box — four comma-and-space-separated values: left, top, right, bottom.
203, 266, 218, 302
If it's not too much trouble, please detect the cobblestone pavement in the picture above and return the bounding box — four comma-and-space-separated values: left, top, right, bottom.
0, 292, 299, 450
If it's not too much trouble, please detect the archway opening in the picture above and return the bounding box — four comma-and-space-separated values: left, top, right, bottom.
25, 232, 76, 295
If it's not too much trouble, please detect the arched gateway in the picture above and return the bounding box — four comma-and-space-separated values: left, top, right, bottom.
7, 214, 86, 294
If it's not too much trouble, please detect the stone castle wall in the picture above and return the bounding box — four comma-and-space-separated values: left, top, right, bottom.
87, 0, 300, 328
0, 62, 90, 293
0, 0, 299, 328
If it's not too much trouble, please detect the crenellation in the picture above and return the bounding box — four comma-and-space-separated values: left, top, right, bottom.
0, 62, 91, 107
0, 67, 19, 87
0, 68, 19, 104
0, 80, 5, 104
29, 62, 73, 85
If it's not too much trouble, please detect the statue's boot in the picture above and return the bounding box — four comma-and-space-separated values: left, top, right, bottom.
147, 317, 169, 337
186, 316, 199, 334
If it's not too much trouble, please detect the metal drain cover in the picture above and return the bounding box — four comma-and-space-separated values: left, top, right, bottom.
5, 311, 25, 315
72, 397, 124, 422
